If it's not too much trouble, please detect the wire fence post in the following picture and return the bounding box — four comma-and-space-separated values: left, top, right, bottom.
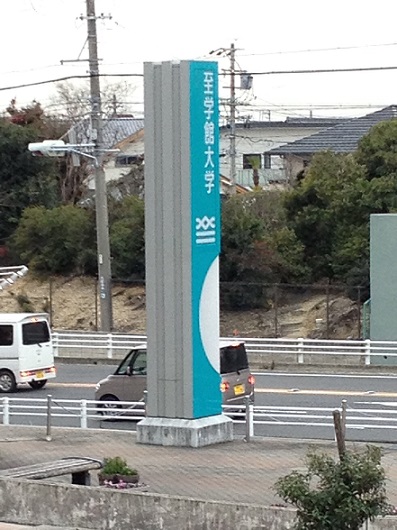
80, 400, 88, 429
244, 396, 254, 442
274, 285, 279, 338
52, 331, 59, 357
46, 394, 52, 441
357, 286, 362, 339
49, 276, 53, 328
326, 281, 330, 339
3, 397, 9, 426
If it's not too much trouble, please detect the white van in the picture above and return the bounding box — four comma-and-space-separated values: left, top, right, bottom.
0, 313, 56, 393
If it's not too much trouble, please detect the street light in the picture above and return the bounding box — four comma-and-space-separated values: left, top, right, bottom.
28, 140, 118, 331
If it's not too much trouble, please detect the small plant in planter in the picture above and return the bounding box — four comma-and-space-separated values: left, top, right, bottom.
98, 456, 139, 486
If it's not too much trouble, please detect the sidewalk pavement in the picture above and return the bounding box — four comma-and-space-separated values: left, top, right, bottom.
1, 425, 397, 512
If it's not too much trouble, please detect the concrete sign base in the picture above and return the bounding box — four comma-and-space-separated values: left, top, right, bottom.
136, 415, 233, 448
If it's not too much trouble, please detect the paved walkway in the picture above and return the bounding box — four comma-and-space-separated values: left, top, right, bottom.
0, 424, 397, 525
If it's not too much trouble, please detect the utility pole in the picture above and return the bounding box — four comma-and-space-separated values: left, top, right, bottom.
86, 0, 113, 331
210, 44, 238, 194
229, 43, 237, 195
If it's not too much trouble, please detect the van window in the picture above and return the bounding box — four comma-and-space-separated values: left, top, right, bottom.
22, 321, 50, 345
220, 344, 249, 374
0, 325, 13, 346
116, 350, 134, 375
132, 351, 147, 374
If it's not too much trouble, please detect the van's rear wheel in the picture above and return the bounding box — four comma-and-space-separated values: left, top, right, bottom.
0, 370, 16, 393
28, 380, 47, 390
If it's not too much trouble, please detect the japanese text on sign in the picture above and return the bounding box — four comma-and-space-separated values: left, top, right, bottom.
203, 71, 215, 195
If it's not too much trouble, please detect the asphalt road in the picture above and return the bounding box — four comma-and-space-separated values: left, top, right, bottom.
5, 364, 397, 442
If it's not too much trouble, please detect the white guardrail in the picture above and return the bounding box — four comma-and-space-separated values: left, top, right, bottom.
1, 397, 396, 442
52, 331, 397, 365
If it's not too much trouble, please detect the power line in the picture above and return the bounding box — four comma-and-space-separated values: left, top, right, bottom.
0, 73, 143, 92
239, 41, 397, 57
247, 65, 397, 76
2, 63, 397, 94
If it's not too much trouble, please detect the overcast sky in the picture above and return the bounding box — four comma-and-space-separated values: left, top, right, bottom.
2, 0, 397, 121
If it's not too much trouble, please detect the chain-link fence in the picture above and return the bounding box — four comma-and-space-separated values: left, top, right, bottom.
219, 282, 365, 340
3, 277, 367, 340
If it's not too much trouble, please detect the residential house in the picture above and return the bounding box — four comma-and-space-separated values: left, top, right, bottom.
265, 105, 397, 182
100, 127, 144, 190
67, 114, 348, 195
220, 117, 346, 189
105, 129, 250, 197
65, 117, 145, 190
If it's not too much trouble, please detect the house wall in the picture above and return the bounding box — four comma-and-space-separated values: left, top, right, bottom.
220, 125, 327, 188
88, 138, 145, 190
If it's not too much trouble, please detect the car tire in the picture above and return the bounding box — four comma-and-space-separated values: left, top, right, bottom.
98, 394, 121, 417
0, 370, 16, 393
28, 380, 47, 390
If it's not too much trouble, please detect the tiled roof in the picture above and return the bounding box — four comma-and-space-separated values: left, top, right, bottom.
66, 118, 144, 150
221, 117, 346, 131
266, 106, 397, 155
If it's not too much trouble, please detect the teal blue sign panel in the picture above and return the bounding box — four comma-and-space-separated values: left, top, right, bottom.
189, 61, 221, 417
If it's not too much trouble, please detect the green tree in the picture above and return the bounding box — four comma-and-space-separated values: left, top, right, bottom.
9, 205, 96, 274
245, 191, 309, 282
220, 195, 281, 309
283, 149, 397, 287
284, 151, 366, 280
356, 119, 397, 180
4, 99, 84, 206
109, 196, 145, 279
0, 119, 60, 241
284, 122, 397, 288
275, 445, 389, 530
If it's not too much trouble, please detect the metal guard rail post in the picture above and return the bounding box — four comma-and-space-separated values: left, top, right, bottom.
3, 396, 397, 442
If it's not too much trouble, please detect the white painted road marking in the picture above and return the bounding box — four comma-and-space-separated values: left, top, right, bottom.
47, 383, 397, 398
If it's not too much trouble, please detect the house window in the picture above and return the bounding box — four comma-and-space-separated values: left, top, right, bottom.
243, 153, 261, 169
115, 155, 142, 167
263, 154, 271, 169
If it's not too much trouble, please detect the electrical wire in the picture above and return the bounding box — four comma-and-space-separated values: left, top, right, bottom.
0, 73, 143, 92
238, 41, 397, 57
247, 65, 397, 76
1, 62, 396, 94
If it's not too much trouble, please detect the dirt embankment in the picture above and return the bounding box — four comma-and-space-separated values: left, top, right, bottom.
0, 276, 359, 339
